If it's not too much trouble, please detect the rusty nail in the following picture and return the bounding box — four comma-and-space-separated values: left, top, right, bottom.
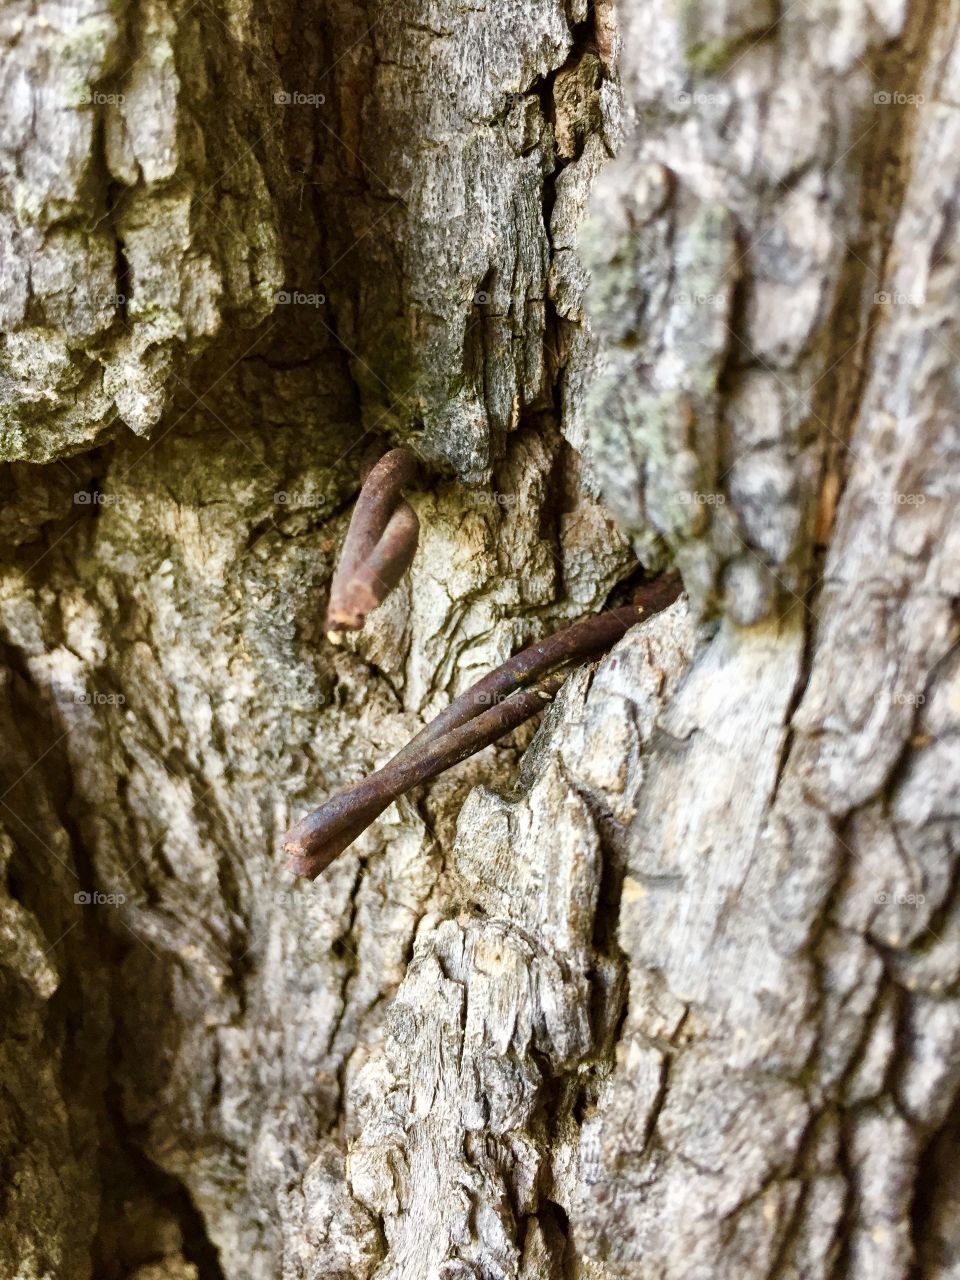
283, 574, 682, 879
326, 447, 420, 639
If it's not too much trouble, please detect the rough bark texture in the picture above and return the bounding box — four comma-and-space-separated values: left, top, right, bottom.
0, 0, 958, 1277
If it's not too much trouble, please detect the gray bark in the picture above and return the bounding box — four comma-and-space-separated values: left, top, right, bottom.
0, 0, 958, 1277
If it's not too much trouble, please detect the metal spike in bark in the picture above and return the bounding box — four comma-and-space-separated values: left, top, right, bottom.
283, 575, 682, 880
325, 447, 419, 639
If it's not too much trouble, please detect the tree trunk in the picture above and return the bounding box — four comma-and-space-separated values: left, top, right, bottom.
1, 0, 957, 1276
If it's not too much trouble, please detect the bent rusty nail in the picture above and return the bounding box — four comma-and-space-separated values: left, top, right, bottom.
392, 574, 681, 765
338, 501, 420, 626
325, 447, 419, 636
283, 670, 570, 879
283, 575, 682, 880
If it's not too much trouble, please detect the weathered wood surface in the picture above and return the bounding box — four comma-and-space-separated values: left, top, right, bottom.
0, 0, 958, 1276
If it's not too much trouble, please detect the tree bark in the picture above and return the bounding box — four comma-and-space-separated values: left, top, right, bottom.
0, 0, 957, 1277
